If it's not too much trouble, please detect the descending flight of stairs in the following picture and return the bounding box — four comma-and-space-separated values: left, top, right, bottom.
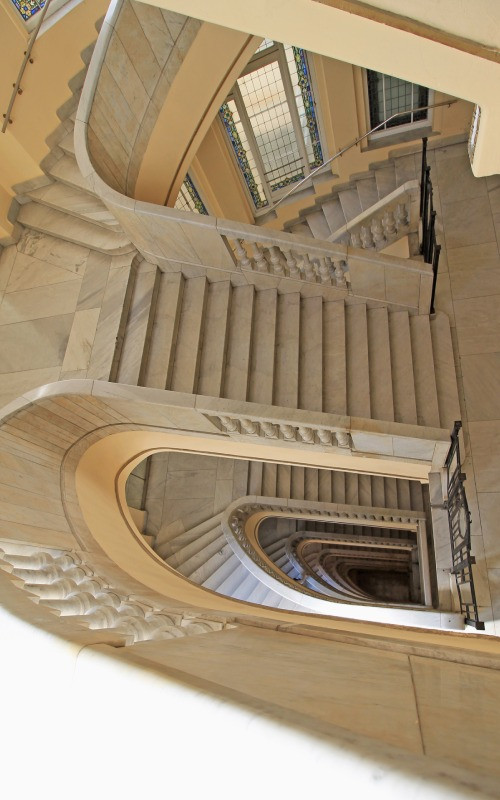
149, 457, 429, 609
284, 155, 418, 247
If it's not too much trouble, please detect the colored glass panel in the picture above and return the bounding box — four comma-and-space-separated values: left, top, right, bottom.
175, 175, 208, 215
11, 0, 45, 22
219, 100, 268, 208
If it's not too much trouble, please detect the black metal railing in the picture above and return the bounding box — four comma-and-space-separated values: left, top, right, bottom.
419, 137, 441, 313
444, 421, 484, 630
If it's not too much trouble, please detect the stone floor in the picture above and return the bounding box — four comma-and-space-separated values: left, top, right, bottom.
430, 142, 500, 632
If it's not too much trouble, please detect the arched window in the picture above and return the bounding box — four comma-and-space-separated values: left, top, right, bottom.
220, 40, 324, 211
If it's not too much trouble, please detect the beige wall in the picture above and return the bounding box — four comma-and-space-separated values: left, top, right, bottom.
0, 0, 108, 240
192, 50, 472, 228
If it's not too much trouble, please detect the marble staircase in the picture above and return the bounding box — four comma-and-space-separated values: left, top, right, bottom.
116, 269, 460, 432
285, 155, 420, 250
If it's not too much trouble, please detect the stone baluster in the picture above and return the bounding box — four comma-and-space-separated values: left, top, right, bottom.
240, 418, 259, 436
13, 564, 62, 584
317, 429, 333, 445
395, 203, 409, 229
251, 241, 268, 272
318, 256, 331, 284
298, 426, 315, 444
382, 210, 397, 237
300, 252, 316, 281
360, 225, 374, 248
282, 248, 300, 278
333, 260, 346, 288
1, 551, 55, 570
45, 591, 98, 616
261, 421, 279, 439
234, 238, 252, 269
219, 415, 239, 433
269, 245, 285, 276
371, 217, 386, 246
279, 424, 297, 441
335, 431, 350, 448
23, 577, 78, 600
350, 231, 362, 248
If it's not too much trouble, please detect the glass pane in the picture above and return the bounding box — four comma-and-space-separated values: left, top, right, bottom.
219, 100, 268, 208
174, 175, 208, 215
255, 38, 274, 53
237, 60, 304, 191
285, 46, 323, 167
11, 0, 45, 21
367, 70, 428, 130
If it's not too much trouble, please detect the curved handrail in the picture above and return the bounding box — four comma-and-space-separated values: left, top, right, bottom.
269, 99, 458, 212
1, 0, 53, 133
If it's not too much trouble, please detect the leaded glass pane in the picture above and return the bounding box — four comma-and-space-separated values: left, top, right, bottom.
286, 45, 323, 167
255, 38, 274, 53
174, 175, 208, 215
367, 70, 429, 130
219, 100, 268, 208
11, 0, 45, 21
237, 60, 304, 191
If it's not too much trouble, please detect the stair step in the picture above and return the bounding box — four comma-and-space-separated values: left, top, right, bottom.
409, 315, 441, 427
214, 560, 250, 596
262, 463, 278, 497
142, 272, 184, 389
304, 468, 319, 501
291, 466, 305, 500
157, 513, 223, 557
117, 265, 160, 386
17, 203, 133, 254
248, 289, 277, 404
299, 295, 323, 411
166, 522, 224, 571
332, 470, 346, 504
58, 131, 75, 155
231, 572, 261, 602
183, 534, 229, 584
321, 198, 346, 234
345, 304, 370, 418
288, 221, 313, 237
388, 311, 418, 425
48, 154, 92, 193
202, 549, 240, 590
223, 284, 254, 400
274, 292, 300, 408
247, 461, 263, 496
375, 165, 397, 199
277, 464, 292, 498
197, 281, 232, 397
356, 176, 379, 211
27, 182, 120, 230
304, 209, 331, 240
367, 307, 394, 422
323, 300, 346, 414
338, 187, 362, 222
169, 275, 207, 393
430, 312, 461, 430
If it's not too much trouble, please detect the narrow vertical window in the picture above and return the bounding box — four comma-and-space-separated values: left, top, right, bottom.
174, 174, 208, 215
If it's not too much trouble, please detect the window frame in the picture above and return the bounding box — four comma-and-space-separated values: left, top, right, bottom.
220, 41, 325, 215
364, 69, 433, 143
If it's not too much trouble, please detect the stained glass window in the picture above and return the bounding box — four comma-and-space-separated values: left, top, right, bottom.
174, 174, 208, 215
367, 71, 429, 131
11, 0, 46, 22
220, 41, 324, 210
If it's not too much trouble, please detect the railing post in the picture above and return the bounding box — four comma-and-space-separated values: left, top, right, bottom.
419, 137, 428, 217
429, 243, 441, 314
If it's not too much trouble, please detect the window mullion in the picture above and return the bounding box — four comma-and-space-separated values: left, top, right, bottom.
277, 45, 310, 176
233, 83, 273, 206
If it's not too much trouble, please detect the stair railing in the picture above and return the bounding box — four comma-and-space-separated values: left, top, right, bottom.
419, 137, 441, 313
2, 0, 52, 133
269, 99, 457, 213
444, 421, 484, 630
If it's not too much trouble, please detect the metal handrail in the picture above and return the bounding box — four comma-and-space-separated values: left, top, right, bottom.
2, 0, 52, 134
269, 98, 458, 212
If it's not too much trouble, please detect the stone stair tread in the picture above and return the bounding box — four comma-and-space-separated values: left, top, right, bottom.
223, 284, 254, 400
142, 271, 184, 390
299, 295, 323, 411
430, 312, 461, 430
202, 549, 241, 590
345, 303, 370, 418
27, 182, 121, 230
169, 275, 207, 394
274, 292, 300, 408
409, 315, 441, 427
248, 288, 278, 404
367, 306, 394, 422
303, 209, 331, 240
117, 265, 160, 386
48, 154, 92, 192
356, 177, 380, 211
183, 533, 230, 584
389, 310, 418, 425
168, 524, 225, 572
17, 202, 133, 254
58, 131, 76, 155
320, 198, 346, 234
157, 513, 223, 557
375, 165, 397, 199
338, 187, 362, 222
197, 281, 232, 397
